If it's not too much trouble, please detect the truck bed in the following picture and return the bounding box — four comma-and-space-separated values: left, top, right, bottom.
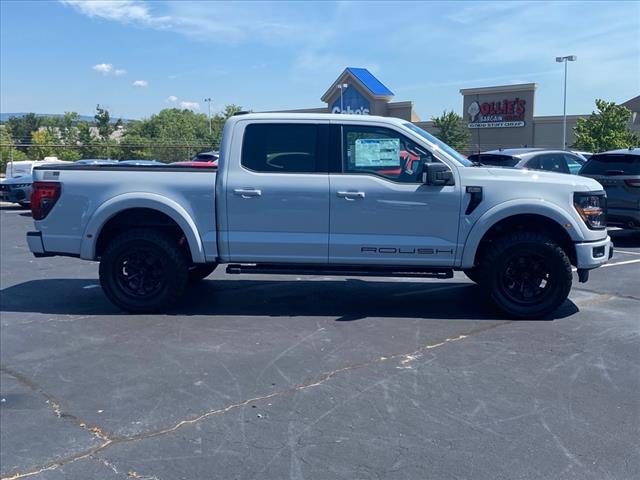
31, 164, 218, 262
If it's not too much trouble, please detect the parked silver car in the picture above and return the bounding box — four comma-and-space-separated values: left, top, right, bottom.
579, 148, 640, 229
468, 148, 586, 175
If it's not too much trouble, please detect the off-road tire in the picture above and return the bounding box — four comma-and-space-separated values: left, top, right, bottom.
188, 263, 217, 283
99, 228, 189, 313
478, 232, 572, 319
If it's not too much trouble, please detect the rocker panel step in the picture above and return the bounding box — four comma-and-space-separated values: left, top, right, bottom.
225, 264, 453, 279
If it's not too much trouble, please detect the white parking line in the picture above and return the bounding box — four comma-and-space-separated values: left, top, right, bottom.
572, 258, 640, 272
601, 259, 640, 268
615, 250, 640, 256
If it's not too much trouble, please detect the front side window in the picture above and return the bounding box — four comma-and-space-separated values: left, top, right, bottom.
241, 123, 318, 173
342, 125, 434, 183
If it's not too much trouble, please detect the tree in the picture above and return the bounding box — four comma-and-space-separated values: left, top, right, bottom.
6, 113, 42, 147
122, 105, 242, 162
95, 105, 114, 140
431, 110, 470, 151
27, 130, 57, 160
77, 121, 98, 158
573, 99, 640, 152
1, 127, 28, 171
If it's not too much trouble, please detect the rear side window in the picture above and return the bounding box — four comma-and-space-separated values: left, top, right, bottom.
580, 154, 640, 175
468, 154, 519, 167
530, 153, 569, 174
241, 124, 318, 173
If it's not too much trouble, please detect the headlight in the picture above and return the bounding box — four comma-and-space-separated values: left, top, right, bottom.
574, 192, 606, 229
13, 183, 31, 188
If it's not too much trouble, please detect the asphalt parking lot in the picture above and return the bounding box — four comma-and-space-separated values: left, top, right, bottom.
1, 203, 639, 480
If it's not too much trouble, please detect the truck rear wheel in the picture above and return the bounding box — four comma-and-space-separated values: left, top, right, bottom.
99, 229, 189, 313
479, 232, 572, 319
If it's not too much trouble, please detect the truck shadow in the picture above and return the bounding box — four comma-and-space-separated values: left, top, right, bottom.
0, 277, 578, 321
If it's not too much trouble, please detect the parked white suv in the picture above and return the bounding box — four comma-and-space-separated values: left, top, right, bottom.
27, 114, 612, 318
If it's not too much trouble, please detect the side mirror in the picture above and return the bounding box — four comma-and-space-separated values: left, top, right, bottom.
422, 162, 454, 186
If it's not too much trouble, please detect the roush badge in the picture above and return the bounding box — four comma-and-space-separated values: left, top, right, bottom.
43, 171, 60, 180
468, 98, 526, 128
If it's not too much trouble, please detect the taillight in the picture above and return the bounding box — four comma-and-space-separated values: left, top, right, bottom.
31, 182, 61, 220
624, 179, 640, 188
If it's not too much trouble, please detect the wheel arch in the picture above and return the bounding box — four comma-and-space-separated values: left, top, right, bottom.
461, 201, 581, 269
80, 194, 205, 263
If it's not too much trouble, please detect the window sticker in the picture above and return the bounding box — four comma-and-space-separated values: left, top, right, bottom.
354, 138, 400, 167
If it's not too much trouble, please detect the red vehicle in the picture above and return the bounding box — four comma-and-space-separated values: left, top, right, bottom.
172, 160, 218, 168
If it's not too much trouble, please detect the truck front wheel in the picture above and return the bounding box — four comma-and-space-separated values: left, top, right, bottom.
479, 232, 572, 319
99, 229, 189, 313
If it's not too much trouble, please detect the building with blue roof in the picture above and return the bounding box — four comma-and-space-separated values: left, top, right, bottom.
277, 67, 420, 122
271, 67, 640, 153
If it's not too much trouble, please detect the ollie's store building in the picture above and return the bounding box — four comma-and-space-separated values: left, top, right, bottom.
278, 67, 640, 153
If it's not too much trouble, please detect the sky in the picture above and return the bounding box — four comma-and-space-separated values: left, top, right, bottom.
1, 0, 638, 120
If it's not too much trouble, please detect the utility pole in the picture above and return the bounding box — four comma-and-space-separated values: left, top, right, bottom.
555, 55, 577, 149
204, 98, 213, 135
337, 84, 348, 113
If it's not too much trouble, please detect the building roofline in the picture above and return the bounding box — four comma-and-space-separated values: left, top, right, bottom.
460, 83, 538, 95
321, 68, 394, 103
533, 114, 587, 122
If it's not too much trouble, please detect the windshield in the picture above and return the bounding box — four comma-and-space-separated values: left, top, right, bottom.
403, 123, 472, 166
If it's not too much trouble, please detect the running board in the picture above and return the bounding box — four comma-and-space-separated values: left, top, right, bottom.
225, 264, 453, 279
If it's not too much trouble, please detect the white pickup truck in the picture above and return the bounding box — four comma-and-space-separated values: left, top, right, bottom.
27, 113, 613, 318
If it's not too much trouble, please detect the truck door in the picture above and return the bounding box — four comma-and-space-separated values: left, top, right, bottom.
225, 122, 330, 263
329, 124, 461, 267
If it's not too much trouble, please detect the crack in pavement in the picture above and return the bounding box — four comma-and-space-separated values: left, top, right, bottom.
1, 366, 109, 443
0, 320, 513, 479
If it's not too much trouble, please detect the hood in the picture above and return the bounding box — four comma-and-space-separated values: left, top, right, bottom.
486, 167, 602, 191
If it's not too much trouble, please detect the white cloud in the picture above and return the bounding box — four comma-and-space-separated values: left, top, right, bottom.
61, 0, 156, 24
92, 63, 128, 77
132, 80, 148, 87
92, 63, 113, 75
179, 101, 200, 111
61, 0, 336, 46
166, 95, 178, 103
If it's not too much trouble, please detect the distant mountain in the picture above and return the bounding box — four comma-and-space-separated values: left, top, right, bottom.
0, 112, 132, 123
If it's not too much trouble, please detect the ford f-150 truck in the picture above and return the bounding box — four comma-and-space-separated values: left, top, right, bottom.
27, 113, 613, 318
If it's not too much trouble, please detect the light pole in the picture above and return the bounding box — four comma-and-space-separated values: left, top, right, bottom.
204, 97, 213, 135
337, 83, 348, 113
555, 55, 577, 150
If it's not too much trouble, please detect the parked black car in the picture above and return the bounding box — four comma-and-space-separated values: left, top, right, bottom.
579, 148, 640, 230
468, 148, 585, 175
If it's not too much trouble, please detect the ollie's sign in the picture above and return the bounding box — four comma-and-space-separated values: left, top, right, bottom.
467, 98, 526, 128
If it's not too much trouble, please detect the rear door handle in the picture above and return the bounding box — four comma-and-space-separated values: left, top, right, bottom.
337, 191, 365, 200
233, 188, 262, 198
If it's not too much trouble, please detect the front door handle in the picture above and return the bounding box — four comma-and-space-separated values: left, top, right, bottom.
233, 188, 262, 198
337, 191, 365, 200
